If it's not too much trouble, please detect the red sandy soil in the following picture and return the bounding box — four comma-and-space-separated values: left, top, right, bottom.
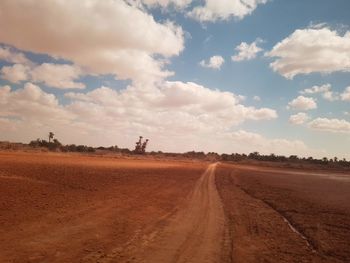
216, 163, 350, 263
1, 152, 349, 263
0, 152, 207, 262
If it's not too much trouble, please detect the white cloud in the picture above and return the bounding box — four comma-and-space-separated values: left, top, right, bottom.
0, 83, 73, 122
1, 64, 29, 83
341, 87, 350, 101
288, 96, 317, 111
0, 46, 31, 65
1, 61, 85, 89
0, 82, 330, 158
220, 130, 321, 157
253, 96, 261, 101
267, 27, 350, 79
0, 0, 184, 84
0, 81, 279, 150
322, 90, 339, 101
309, 118, 350, 133
232, 40, 263, 61
300, 84, 339, 101
188, 0, 267, 22
66, 81, 277, 130
289, 112, 309, 125
300, 84, 331, 95
1, 37, 84, 90
31, 63, 85, 89
199, 55, 225, 69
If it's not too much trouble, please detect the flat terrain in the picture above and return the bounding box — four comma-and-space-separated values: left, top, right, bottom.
0, 152, 349, 262
216, 164, 350, 263
0, 152, 207, 262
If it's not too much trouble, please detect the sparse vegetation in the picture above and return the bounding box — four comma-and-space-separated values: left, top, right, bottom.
1, 137, 350, 169
134, 136, 149, 154
28, 137, 94, 153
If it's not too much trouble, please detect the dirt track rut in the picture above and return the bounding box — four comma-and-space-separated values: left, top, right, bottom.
141, 163, 229, 263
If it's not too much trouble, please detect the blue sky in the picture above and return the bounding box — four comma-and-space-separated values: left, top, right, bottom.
0, 0, 350, 159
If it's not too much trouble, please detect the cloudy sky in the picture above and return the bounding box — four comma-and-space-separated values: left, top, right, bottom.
0, 0, 350, 159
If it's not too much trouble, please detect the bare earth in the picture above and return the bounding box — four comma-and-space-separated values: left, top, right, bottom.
0, 152, 349, 263
138, 163, 229, 263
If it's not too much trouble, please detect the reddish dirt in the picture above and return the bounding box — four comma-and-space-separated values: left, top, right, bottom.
1, 152, 349, 263
216, 163, 350, 263
0, 152, 207, 262
137, 163, 230, 263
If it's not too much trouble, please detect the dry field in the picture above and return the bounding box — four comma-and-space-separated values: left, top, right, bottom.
0, 152, 349, 263
216, 164, 350, 263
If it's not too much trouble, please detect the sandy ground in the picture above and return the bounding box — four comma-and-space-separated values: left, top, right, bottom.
216, 163, 350, 263
1, 152, 349, 262
137, 163, 229, 263
0, 152, 207, 262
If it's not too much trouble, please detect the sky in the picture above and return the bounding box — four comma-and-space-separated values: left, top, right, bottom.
0, 0, 350, 159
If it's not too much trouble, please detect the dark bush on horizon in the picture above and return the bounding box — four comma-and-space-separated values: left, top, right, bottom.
29, 138, 62, 151
29, 138, 95, 153
61, 144, 95, 153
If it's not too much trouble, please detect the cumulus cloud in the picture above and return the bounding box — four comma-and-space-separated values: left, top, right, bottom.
0, 81, 280, 150
341, 87, 350, 101
309, 118, 350, 133
188, 0, 267, 22
322, 90, 339, 101
300, 83, 339, 101
1, 61, 85, 89
289, 112, 309, 125
288, 96, 317, 111
267, 27, 350, 79
1, 64, 29, 83
0, 0, 184, 84
66, 81, 277, 131
0, 83, 73, 122
232, 40, 263, 61
199, 55, 225, 69
300, 84, 331, 95
220, 130, 320, 157
30, 63, 85, 89
0, 46, 31, 65
0, 82, 329, 158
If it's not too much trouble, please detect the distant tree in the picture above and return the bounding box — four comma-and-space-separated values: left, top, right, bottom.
48, 132, 54, 143
29, 138, 41, 147
52, 139, 62, 148
268, 153, 276, 161
249, 152, 260, 160
289, 155, 299, 161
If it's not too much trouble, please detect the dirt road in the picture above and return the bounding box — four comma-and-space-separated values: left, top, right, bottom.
140, 163, 229, 263
1, 152, 349, 262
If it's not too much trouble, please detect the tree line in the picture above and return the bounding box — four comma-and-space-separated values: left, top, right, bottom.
29, 132, 95, 153
28, 133, 349, 168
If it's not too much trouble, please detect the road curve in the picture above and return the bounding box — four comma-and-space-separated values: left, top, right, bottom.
143, 163, 229, 263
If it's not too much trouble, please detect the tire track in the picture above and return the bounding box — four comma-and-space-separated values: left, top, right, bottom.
141, 163, 230, 263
